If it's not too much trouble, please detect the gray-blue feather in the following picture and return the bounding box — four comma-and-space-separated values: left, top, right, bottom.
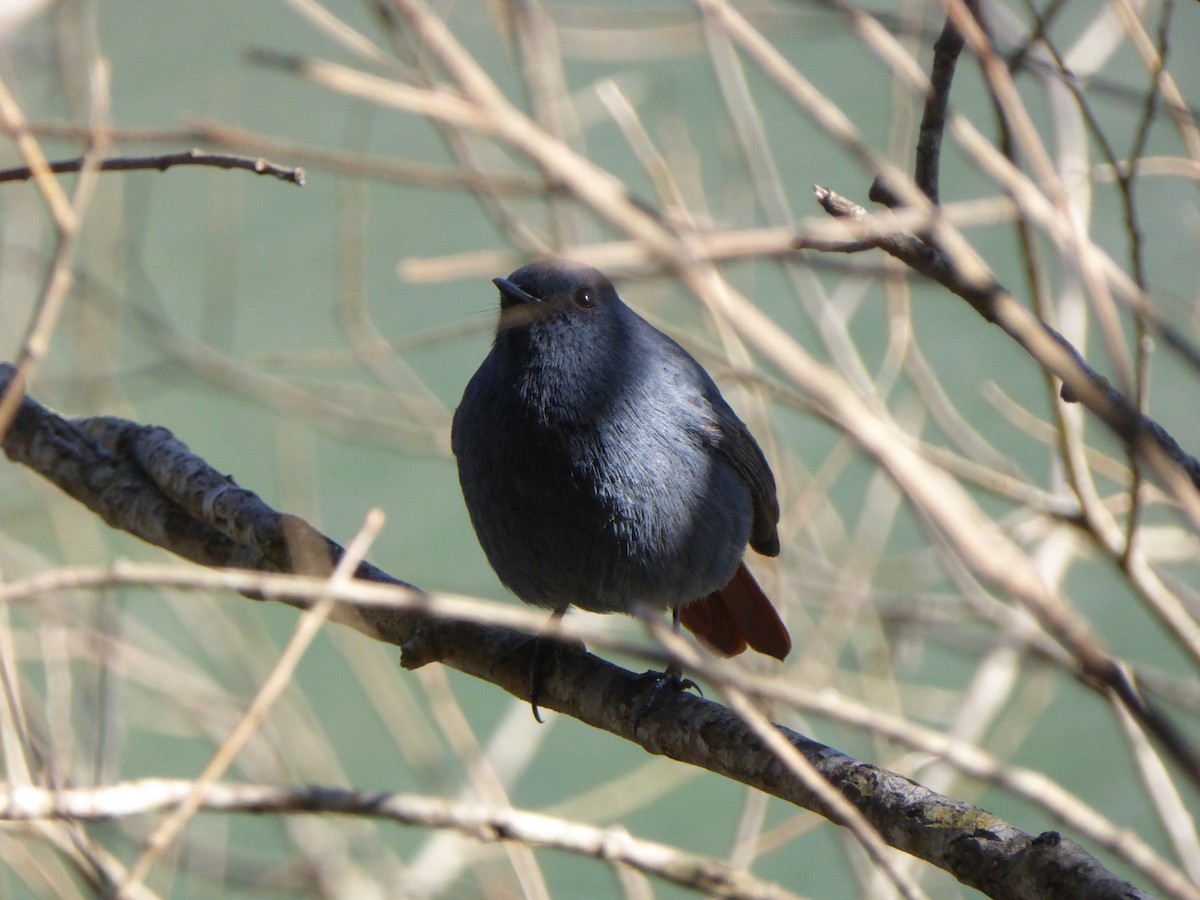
452, 259, 778, 614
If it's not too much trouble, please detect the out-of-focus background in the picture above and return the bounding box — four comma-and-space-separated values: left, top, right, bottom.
1, 1, 1199, 897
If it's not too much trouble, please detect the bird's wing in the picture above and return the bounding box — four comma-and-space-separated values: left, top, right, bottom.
644, 325, 781, 557
704, 394, 780, 557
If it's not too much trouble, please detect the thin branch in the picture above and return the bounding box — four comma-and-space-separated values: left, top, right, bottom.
802, 188, 1200, 503
0, 149, 305, 185
870, 0, 977, 206
120, 512, 386, 894
0, 780, 803, 900
801, 188, 1200, 787
0, 65, 109, 438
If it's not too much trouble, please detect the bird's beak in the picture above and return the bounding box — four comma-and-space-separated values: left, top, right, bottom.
493, 277, 540, 309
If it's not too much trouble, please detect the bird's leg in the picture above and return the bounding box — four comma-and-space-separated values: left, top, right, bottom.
528, 606, 568, 723
663, 605, 701, 691
633, 606, 701, 732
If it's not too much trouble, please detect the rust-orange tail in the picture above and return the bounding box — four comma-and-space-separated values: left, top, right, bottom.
678, 563, 791, 660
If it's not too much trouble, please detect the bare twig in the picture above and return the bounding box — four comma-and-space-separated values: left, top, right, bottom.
0, 780, 804, 900
869, 0, 977, 206
119, 511, 386, 894
0, 149, 305, 185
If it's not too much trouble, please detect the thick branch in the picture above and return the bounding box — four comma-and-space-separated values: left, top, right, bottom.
0, 364, 1150, 900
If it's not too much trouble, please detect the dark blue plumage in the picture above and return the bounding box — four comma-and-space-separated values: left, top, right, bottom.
452, 259, 789, 660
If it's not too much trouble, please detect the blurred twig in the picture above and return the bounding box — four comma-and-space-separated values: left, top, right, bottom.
0, 779, 806, 900
0, 149, 305, 185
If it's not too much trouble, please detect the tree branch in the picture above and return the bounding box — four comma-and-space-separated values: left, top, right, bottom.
0, 364, 1153, 899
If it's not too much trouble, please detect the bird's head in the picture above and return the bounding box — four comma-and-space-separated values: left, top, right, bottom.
493, 259, 624, 337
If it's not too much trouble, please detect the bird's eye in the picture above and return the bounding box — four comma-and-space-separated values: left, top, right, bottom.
572, 288, 594, 309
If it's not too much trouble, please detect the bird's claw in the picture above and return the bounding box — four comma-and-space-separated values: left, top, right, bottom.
633, 666, 702, 732
529, 635, 551, 723
487, 633, 554, 723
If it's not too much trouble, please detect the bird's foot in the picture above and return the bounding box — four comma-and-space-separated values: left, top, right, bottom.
489, 608, 574, 723
527, 633, 562, 724
486, 633, 559, 723
632, 664, 702, 733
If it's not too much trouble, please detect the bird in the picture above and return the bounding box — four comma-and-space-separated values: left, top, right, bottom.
451, 259, 790, 714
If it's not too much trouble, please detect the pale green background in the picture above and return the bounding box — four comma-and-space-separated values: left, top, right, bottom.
0, 0, 1197, 896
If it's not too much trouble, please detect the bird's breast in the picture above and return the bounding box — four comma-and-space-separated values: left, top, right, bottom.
455, 354, 752, 613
